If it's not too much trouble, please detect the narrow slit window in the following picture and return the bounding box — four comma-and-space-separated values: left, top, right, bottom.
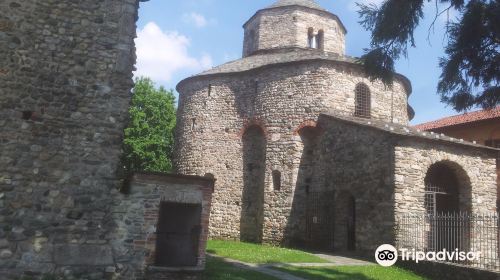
208, 84, 212, 97
354, 83, 371, 118
22, 111, 34, 120
316, 30, 324, 50
272, 170, 281, 191
191, 118, 196, 130
307, 28, 315, 48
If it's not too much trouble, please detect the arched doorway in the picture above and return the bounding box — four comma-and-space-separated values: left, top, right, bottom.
334, 191, 356, 251
424, 161, 471, 252
424, 160, 471, 215
240, 125, 266, 243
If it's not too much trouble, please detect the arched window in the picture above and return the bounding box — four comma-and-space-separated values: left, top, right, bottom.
316, 30, 324, 50
307, 28, 315, 48
354, 83, 371, 118
272, 170, 281, 191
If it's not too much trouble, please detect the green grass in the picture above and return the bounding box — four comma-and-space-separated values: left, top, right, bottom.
207, 240, 327, 264
204, 257, 278, 280
274, 265, 427, 280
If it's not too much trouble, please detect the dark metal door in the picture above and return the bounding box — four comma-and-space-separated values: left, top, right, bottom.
306, 191, 335, 251
155, 202, 202, 267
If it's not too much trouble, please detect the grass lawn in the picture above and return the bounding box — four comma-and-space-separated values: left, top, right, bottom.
204, 257, 278, 280
207, 240, 327, 264
274, 265, 427, 280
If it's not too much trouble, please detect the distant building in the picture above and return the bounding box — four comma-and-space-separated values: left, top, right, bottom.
415, 107, 500, 208
415, 107, 500, 148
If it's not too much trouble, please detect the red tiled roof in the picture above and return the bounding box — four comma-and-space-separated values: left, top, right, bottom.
414, 106, 500, 131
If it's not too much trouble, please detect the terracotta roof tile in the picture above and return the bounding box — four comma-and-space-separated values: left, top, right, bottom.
414, 107, 500, 131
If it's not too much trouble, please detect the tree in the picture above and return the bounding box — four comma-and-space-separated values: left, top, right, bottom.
122, 77, 176, 173
357, 0, 499, 112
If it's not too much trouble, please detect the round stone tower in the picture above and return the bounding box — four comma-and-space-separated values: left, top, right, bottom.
175, 0, 413, 244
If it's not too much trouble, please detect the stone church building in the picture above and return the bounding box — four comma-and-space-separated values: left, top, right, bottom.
175, 0, 498, 251
0, 0, 498, 278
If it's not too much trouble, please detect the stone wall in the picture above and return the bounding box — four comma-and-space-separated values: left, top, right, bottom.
317, 115, 396, 251
112, 173, 214, 279
0, 0, 139, 278
243, 6, 346, 57
393, 139, 497, 216
175, 58, 410, 243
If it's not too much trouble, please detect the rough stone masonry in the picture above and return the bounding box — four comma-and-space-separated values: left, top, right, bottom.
0, 0, 498, 279
0, 0, 141, 279
174, 0, 498, 251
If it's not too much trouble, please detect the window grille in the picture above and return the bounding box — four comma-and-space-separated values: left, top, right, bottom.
424, 184, 447, 215
354, 83, 371, 118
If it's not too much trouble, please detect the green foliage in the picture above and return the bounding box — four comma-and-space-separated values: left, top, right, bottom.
207, 240, 327, 264
358, 0, 499, 112
123, 77, 176, 173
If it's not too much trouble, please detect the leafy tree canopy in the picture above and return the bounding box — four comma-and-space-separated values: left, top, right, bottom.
357, 0, 499, 112
123, 77, 176, 173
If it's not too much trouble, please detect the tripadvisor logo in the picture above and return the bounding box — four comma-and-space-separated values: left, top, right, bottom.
375, 244, 482, 266
375, 244, 398, 267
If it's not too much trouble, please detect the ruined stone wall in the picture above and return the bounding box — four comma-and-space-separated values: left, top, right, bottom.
243, 7, 345, 57
175, 59, 409, 243
0, 0, 139, 278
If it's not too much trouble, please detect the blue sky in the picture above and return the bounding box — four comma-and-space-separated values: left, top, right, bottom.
136, 0, 463, 125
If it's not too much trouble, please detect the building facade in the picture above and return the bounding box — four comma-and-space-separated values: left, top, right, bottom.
175, 0, 498, 251
415, 107, 500, 148
415, 107, 500, 208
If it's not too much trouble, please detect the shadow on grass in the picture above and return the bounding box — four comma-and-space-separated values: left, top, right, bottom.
274, 265, 428, 280
274, 266, 373, 280
204, 257, 278, 280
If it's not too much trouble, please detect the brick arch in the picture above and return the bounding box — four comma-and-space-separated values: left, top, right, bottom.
293, 120, 323, 136
238, 118, 269, 139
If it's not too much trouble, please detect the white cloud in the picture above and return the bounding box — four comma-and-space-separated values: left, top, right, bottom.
182, 12, 212, 28
348, 0, 385, 11
134, 22, 213, 82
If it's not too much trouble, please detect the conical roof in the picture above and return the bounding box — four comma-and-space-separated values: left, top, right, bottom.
268, 0, 325, 10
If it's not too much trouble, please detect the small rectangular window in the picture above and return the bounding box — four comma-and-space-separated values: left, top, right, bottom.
22, 111, 34, 120
272, 170, 281, 191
